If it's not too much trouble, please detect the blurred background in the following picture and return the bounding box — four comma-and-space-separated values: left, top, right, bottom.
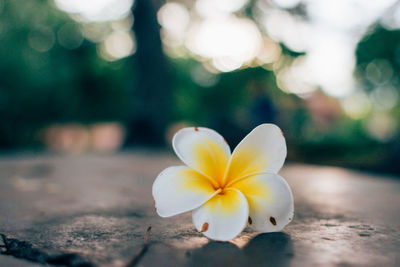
1, 0, 400, 175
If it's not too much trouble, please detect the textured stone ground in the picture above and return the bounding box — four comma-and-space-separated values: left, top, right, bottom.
0, 151, 399, 266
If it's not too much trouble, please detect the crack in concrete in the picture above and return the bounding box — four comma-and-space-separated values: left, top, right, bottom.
0, 234, 95, 267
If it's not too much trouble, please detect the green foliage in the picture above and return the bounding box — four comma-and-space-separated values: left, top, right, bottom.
356, 26, 400, 93
0, 0, 133, 147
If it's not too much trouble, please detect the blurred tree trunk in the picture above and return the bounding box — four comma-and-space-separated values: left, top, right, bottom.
128, 0, 171, 146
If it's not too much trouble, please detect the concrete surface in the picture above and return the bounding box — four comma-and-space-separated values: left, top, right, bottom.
0, 151, 399, 266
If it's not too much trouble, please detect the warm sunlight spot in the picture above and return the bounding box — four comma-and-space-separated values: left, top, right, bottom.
158, 2, 190, 47
195, 0, 249, 16
272, 0, 301, 8
186, 16, 262, 72
341, 91, 372, 119
256, 37, 282, 64
264, 9, 310, 53
98, 30, 136, 61
365, 113, 398, 142
54, 0, 133, 22
158, 3, 190, 35
277, 56, 318, 96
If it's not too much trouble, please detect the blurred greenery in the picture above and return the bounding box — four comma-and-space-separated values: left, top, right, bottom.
0, 0, 399, 174
0, 0, 133, 147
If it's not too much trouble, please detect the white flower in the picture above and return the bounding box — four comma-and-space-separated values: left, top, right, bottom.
152, 124, 294, 241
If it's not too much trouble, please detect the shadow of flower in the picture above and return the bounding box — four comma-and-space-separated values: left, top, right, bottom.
188, 241, 246, 267
187, 232, 293, 266
242, 232, 294, 266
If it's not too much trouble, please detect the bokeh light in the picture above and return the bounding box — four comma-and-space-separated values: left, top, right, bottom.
28, 27, 55, 52
57, 23, 84, 49
256, 37, 282, 65
263, 9, 310, 53
370, 86, 399, 111
277, 56, 317, 96
380, 2, 400, 29
272, 0, 301, 9
364, 112, 398, 142
54, 0, 134, 22
190, 64, 220, 87
186, 16, 262, 72
341, 91, 372, 120
158, 2, 190, 47
365, 59, 394, 85
195, 0, 249, 17
98, 30, 136, 61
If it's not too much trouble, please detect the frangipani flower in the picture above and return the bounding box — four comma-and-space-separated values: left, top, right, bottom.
152, 124, 294, 241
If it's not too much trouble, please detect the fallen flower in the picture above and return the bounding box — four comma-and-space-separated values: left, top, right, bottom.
152, 124, 294, 241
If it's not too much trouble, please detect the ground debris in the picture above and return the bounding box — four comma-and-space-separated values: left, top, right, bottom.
126, 226, 152, 267
0, 233, 95, 267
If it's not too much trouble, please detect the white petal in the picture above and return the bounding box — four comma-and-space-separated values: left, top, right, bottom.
172, 127, 230, 186
192, 188, 249, 241
152, 166, 220, 217
230, 172, 294, 232
224, 124, 286, 184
